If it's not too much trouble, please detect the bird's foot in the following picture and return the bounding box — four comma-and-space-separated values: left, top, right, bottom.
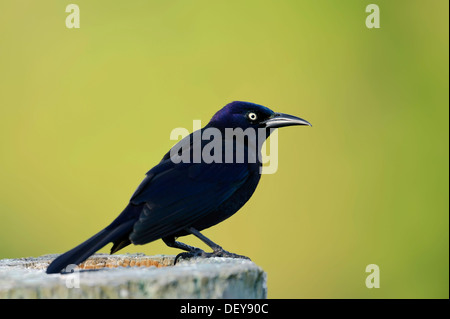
174, 247, 250, 264
174, 248, 206, 264
210, 248, 251, 261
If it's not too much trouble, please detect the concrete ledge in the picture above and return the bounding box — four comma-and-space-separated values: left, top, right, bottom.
0, 253, 267, 299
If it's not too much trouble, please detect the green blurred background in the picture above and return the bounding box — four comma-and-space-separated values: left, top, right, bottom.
0, 1, 448, 298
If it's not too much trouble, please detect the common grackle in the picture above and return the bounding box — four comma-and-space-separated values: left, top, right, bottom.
46, 101, 311, 274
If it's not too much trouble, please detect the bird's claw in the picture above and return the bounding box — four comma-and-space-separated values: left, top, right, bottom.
174, 248, 250, 264
211, 249, 251, 260
174, 248, 205, 264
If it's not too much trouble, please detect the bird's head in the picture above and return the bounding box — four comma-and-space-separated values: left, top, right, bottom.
207, 101, 312, 132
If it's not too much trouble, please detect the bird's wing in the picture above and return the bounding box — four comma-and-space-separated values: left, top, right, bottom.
128, 158, 251, 244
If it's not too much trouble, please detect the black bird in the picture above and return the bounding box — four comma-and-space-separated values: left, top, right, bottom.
46, 101, 311, 274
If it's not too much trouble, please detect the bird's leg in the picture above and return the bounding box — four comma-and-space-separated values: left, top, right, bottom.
162, 236, 205, 264
163, 236, 203, 253
186, 227, 251, 260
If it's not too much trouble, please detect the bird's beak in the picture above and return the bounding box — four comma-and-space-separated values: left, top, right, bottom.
262, 112, 312, 128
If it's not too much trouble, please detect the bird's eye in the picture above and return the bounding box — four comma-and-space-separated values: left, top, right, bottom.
247, 112, 258, 121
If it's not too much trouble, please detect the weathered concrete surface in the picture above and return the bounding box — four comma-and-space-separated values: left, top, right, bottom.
0, 254, 267, 299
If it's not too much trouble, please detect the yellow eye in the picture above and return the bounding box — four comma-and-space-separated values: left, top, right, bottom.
248, 112, 257, 121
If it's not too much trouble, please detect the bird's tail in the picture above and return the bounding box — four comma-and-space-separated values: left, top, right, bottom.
46, 219, 135, 274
